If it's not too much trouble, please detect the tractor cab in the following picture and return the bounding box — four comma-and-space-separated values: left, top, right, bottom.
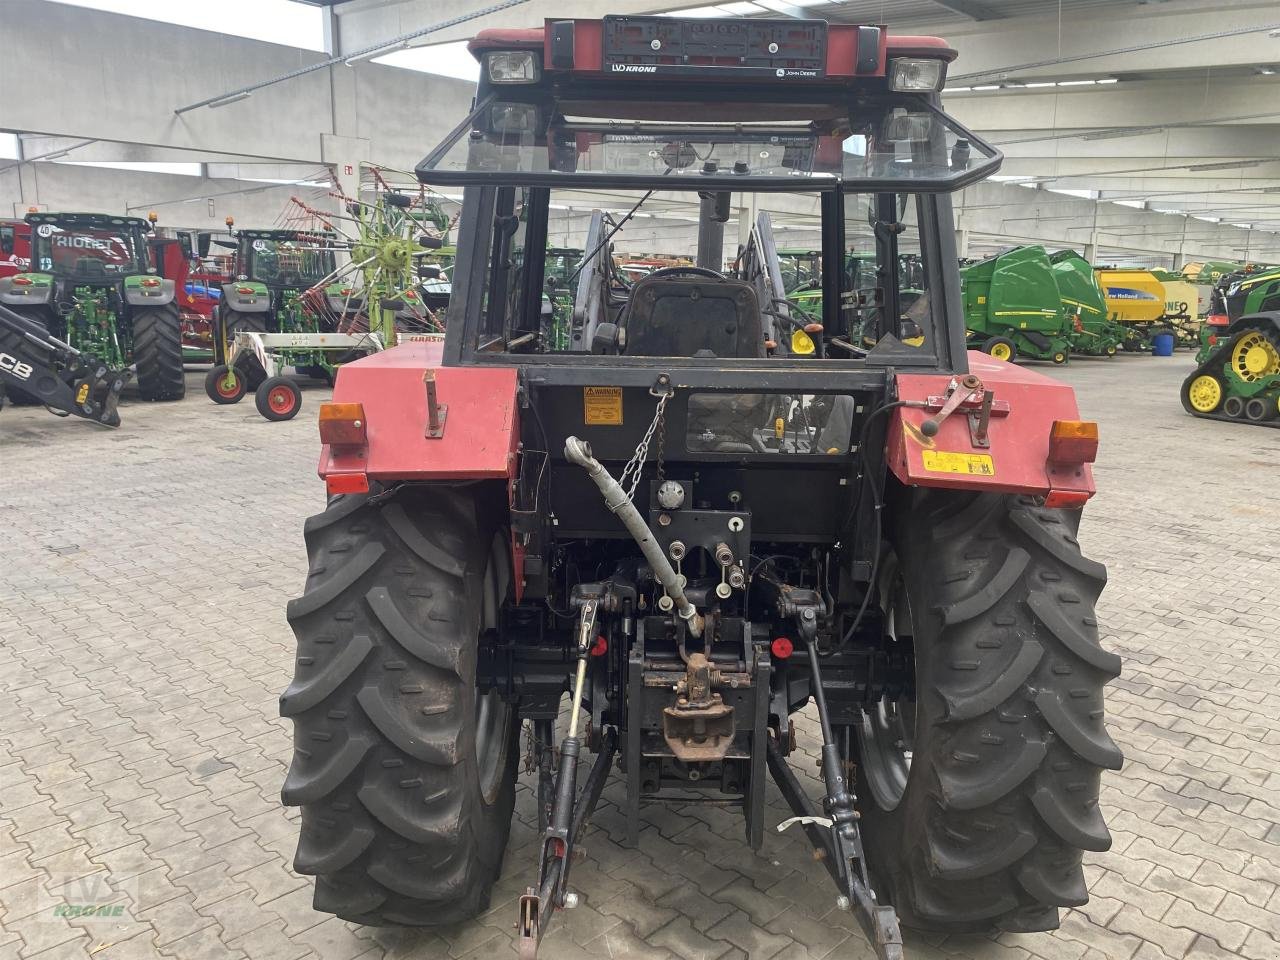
230, 228, 336, 296
24, 212, 154, 291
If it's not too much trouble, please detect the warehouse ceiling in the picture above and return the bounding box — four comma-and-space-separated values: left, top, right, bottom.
323, 0, 1280, 251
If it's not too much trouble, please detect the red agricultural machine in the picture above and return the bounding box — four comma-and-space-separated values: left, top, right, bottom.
279, 17, 1120, 959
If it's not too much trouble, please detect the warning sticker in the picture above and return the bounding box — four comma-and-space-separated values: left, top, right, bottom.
922, 450, 995, 476
583, 386, 623, 425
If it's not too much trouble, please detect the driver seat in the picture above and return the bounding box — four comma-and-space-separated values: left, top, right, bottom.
623, 273, 765, 358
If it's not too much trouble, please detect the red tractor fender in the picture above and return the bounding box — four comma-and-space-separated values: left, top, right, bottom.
318, 339, 520, 487
886, 351, 1096, 507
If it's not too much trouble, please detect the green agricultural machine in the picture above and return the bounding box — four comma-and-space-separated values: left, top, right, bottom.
1183, 266, 1280, 424
1194, 266, 1280, 363
780, 248, 924, 351
0, 211, 185, 401
962, 245, 1071, 364
1049, 251, 1122, 357
542, 246, 582, 351
205, 223, 341, 417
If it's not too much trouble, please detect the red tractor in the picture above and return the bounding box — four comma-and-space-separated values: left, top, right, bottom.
0, 219, 32, 280
279, 17, 1120, 959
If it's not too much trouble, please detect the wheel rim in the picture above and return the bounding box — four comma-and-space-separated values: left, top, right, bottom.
268, 385, 295, 414
1187, 375, 1223, 412
990, 342, 1012, 361
476, 533, 513, 804
1231, 332, 1280, 382
858, 557, 916, 812
216, 372, 240, 398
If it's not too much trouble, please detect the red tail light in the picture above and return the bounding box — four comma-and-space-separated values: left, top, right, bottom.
1207, 313, 1230, 327
1045, 490, 1090, 509
236, 286, 255, 295
12, 276, 32, 286
771, 637, 794, 660
325, 473, 369, 496
141, 277, 161, 288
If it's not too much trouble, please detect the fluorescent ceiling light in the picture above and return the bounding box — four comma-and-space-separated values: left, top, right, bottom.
208, 91, 252, 108
1057, 79, 1096, 86
1084, 126, 1165, 140
1025, 81, 1057, 88
1185, 159, 1264, 171
972, 84, 999, 91
1097, 78, 1120, 84
1257, 66, 1278, 75
947, 86, 972, 92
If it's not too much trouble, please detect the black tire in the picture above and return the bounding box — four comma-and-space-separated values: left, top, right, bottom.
204, 364, 246, 404
133, 305, 185, 401
1, 305, 56, 405
855, 489, 1120, 934
225, 310, 269, 388
1051, 350, 1069, 365
255, 376, 302, 421
981, 336, 1017, 363
281, 487, 519, 925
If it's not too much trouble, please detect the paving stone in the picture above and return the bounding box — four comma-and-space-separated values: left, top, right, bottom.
5, 361, 1280, 960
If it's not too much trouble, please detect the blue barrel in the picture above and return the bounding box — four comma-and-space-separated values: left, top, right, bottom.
1152, 332, 1175, 356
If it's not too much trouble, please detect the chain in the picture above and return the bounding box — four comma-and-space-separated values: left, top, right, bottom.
655, 402, 667, 485
618, 391, 669, 501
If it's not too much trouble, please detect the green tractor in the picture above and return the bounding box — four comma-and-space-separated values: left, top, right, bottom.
541, 246, 583, 351
205, 225, 340, 411
962, 245, 1071, 364
1049, 251, 1123, 357
780, 249, 925, 351
0, 211, 185, 401
1182, 267, 1280, 424
214, 223, 337, 356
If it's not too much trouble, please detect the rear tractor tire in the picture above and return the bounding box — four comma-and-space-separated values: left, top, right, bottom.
133, 304, 186, 401
225, 310, 269, 389
281, 487, 520, 925
856, 490, 1121, 934
1, 305, 55, 405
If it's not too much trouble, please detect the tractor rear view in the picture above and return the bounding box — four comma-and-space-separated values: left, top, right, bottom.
278, 17, 1121, 958
0, 211, 184, 423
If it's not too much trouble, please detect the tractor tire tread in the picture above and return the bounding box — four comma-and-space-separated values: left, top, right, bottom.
859, 491, 1120, 934
282, 488, 517, 926
132, 304, 186, 401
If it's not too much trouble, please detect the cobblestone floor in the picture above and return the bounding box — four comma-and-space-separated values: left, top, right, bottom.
2, 355, 1279, 960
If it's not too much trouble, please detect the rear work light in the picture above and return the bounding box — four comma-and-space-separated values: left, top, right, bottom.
319, 402, 368, 446
485, 50, 541, 84
489, 101, 541, 134
889, 57, 946, 92
1048, 419, 1099, 464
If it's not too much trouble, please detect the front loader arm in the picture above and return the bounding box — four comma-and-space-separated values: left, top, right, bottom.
0, 301, 129, 427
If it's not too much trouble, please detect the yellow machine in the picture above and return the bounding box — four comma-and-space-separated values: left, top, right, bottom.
1096, 268, 1178, 350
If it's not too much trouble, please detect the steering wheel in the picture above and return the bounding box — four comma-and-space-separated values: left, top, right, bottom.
645, 266, 724, 281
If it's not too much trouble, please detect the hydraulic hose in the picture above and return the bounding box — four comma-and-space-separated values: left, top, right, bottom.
564, 436, 703, 637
